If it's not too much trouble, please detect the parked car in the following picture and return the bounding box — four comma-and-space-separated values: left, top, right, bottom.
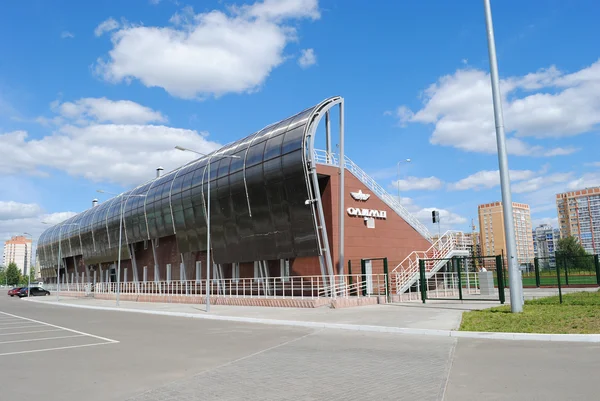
7, 287, 24, 297
18, 287, 51, 297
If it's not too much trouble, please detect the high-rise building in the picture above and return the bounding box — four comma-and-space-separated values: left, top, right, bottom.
533, 224, 560, 267
478, 201, 534, 266
2, 235, 33, 275
556, 187, 600, 254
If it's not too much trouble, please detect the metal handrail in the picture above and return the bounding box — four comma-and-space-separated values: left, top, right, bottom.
313, 149, 432, 241
44, 274, 388, 300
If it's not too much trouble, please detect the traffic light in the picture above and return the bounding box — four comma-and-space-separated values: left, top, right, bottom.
432, 210, 440, 224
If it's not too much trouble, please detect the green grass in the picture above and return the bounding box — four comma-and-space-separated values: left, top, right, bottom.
459, 290, 600, 334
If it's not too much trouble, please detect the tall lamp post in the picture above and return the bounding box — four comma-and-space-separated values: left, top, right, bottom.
396, 159, 411, 199
42, 221, 79, 301
22, 232, 33, 297
97, 190, 146, 307
483, 0, 524, 312
175, 145, 240, 312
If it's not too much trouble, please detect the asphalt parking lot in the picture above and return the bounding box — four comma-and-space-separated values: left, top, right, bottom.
1, 294, 599, 401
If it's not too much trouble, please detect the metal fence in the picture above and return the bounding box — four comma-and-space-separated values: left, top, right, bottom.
395, 255, 505, 304
40, 274, 388, 301
528, 254, 600, 288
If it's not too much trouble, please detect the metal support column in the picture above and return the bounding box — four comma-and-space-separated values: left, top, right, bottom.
151, 239, 160, 281
338, 102, 345, 276
325, 111, 331, 161
129, 244, 139, 283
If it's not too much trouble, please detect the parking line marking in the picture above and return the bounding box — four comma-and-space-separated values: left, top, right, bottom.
0, 325, 43, 330
0, 334, 85, 345
0, 329, 64, 336
0, 311, 118, 343
0, 342, 116, 357
0, 321, 47, 326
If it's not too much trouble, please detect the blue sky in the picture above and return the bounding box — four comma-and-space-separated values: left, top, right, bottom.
1, 0, 600, 250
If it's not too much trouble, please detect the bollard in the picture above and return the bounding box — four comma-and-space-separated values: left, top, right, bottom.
595, 255, 600, 286
419, 259, 427, 303
534, 258, 541, 288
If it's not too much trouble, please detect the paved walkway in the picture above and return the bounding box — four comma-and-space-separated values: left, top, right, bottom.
31, 295, 501, 331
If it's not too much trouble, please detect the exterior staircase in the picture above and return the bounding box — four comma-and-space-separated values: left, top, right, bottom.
391, 231, 471, 294
314, 149, 471, 294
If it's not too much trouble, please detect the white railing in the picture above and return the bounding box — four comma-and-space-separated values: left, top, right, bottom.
41, 274, 388, 301
393, 231, 471, 294
313, 149, 432, 242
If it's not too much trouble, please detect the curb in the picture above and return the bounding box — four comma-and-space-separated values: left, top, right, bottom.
25, 298, 600, 343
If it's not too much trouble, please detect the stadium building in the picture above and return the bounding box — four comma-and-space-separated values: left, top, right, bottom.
37, 97, 467, 303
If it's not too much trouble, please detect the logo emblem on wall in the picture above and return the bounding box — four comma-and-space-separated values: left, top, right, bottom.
350, 190, 371, 201
347, 207, 387, 219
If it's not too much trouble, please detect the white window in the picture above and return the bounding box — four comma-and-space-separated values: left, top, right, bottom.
280, 259, 290, 282
232, 263, 240, 282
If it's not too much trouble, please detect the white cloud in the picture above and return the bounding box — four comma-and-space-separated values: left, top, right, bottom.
94, 17, 120, 37
0, 201, 42, 221
1, 97, 221, 185
0, 207, 77, 259
95, 0, 320, 98
394, 60, 600, 155
531, 216, 558, 229
393, 176, 443, 191
512, 173, 573, 194
298, 48, 317, 68
567, 172, 600, 190
61, 31, 75, 39
54, 98, 166, 125
0, 125, 220, 186
449, 169, 536, 191
398, 196, 467, 232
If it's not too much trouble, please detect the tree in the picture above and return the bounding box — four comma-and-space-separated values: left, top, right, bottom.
556, 236, 594, 272
19, 269, 35, 286
5, 262, 22, 287
0, 265, 6, 286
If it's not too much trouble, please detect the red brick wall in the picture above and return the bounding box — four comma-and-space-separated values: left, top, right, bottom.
292, 165, 432, 276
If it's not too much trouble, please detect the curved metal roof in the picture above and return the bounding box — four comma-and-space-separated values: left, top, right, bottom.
38, 97, 342, 270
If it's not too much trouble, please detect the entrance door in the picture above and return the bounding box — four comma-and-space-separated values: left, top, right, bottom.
364, 260, 373, 294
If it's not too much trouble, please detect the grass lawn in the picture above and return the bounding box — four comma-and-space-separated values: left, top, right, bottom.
460, 290, 600, 334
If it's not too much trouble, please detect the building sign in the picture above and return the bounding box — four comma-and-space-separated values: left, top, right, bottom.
347, 207, 387, 219
350, 190, 371, 201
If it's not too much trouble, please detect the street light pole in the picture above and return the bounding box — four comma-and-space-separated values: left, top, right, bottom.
97, 190, 146, 307
483, 0, 523, 312
42, 222, 79, 301
175, 146, 240, 312
23, 232, 33, 298
396, 159, 411, 200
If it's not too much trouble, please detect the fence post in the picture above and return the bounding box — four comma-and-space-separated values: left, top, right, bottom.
383, 257, 390, 303
496, 255, 505, 304
595, 255, 600, 286
360, 259, 367, 297
455, 258, 463, 301
556, 256, 563, 304
348, 260, 353, 285
534, 257, 541, 288
564, 256, 569, 286
419, 259, 426, 303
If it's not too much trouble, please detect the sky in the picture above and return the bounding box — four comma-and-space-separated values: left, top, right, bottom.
1, 0, 600, 257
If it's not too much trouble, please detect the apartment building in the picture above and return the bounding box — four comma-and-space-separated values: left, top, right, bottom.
2, 235, 33, 275
556, 187, 600, 254
478, 202, 534, 266
533, 224, 560, 268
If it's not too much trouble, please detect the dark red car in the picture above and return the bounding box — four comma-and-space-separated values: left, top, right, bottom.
7, 287, 24, 297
